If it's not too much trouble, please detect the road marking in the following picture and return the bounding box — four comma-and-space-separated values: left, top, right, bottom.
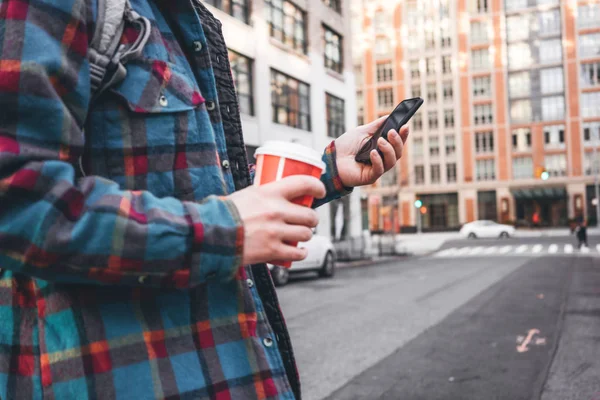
597, 244, 600, 253
581, 246, 590, 254
516, 245, 528, 253
499, 246, 512, 254
467, 246, 485, 255
548, 244, 558, 254
483, 246, 498, 254
564, 244, 573, 254
516, 329, 545, 353
455, 247, 472, 256
532, 245, 543, 253
434, 248, 456, 257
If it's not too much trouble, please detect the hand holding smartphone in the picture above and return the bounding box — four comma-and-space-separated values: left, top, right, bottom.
355, 97, 423, 165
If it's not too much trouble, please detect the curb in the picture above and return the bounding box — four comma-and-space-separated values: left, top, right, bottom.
337, 255, 407, 269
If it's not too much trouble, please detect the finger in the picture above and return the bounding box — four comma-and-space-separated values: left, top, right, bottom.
378, 137, 397, 171
387, 129, 404, 160
280, 225, 314, 244
369, 149, 384, 179
281, 204, 319, 227
361, 115, 389, 135
398, 125, 409, 143
274, 244, 308, 263
266, 175, 326, 200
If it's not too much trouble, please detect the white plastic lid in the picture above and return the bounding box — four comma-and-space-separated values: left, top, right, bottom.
254, 141, 326, 171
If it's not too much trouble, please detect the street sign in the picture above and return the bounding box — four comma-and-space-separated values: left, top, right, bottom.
414, 200, 423, 208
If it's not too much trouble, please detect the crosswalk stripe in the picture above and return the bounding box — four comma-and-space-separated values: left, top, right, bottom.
435, 247, 457, 257
484, 246, 498, 254
532, 245, 543, 253
456, 247, 472, 256
516, 245, 528, 253
499, 246, 512, 254
597, 244, 600, 253
467, 246, 485, 255
581, 246, 590, 253
564, 244, 573, 254
548, 244, 558, 253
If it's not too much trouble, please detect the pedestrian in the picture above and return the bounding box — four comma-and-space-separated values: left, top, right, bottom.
576, 221, 589, 249
0, 1, 408, 399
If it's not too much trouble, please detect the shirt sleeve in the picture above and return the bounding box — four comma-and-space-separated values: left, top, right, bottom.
312, 141, 353, 208
0, 0, 244, 288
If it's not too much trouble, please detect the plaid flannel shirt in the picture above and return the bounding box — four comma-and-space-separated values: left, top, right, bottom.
0, 0, 351, 398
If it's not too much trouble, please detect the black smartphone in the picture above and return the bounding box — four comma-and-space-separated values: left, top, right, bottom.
355, 97, 424, 165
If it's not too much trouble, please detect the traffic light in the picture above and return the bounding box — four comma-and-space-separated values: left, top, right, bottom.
414, 199, 423, 208
541, 171, 549, 181
535, 166, 549, 180
420, 206, 427, 215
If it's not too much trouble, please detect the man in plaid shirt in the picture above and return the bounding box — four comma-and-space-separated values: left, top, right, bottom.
0, 0, 408, 398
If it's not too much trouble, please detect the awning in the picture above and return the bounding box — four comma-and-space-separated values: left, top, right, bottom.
510, 187, 567, 200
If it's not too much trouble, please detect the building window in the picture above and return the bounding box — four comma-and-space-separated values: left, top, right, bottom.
581, 62, 600, 88
413, 137, 424, 158
413, 112, 423, 131
426, 57, 436, 76
445, 134, 456, 155
322, 0, 341, 13
229, 50, 254, 116
271, 69, 311, 130
266, 0, 307, 54
506, 15, 529, 42
431, 165, 441, 183
375, 37, 391, 56
544, 125, 565, 148
512, 157, 533, 180
512, 128, 532, 152
470, 0, 489, 14
473, 76, 491, 97
475, 131, 494, 154
579, 33, 600, 59
425, 29, 435, 49
205, 0, 250, 24
442, 81, 453, 101
510, 99, 532, 123
410, 60, 421, 79
540, 67, 564, 94
441, 25, 452, 48
442, 55, 452, 74
428, 111, 439, 130
544, 154, 567, 177
584, 122, 600, 145
474, 103, 493, 125
539, 39, 563, 64
505, 0, 527, 11
585, 152, 599, 176
472, 49, 490, 70
412, 84, 422, 98
470, 21, 489, 43
444, 109, 454, 128
582, 92, 600, 118
579, 3, 600, 29
377, 62, 393, 82
538, 9, 561, 36
380, 167, 397, 187
476, 159, 496, 181
415, 165, 425, 184
323, 25, 343, 73
326, 93, 345, 138
508, 43, 532, 69
377, 88, 394, 108
541, 96, 565, 121
447, 163, 457, 182
429, 136, 440, 157
509, 71, 531, 98
427, 82, 437, 103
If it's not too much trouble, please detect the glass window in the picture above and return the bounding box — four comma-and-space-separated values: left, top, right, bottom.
326, 93, 345, 138
474, 104, 493, 125
508, 43, 533, 69
538, 10, 560, 36
271, 69, 311, 130
444, 109, 454, 128
539, 39, 563, 64
544, 154, 567, 177
266, 0, 307, 54
431, 165, 441, 183
429, 111, 439, 130
543, 125, 565, 148
323, 25, 343, 73
473, 76, 492, 97
509, 71, 531, 98
426, 57, 436, 76
415, 165, 425, 184
442, 55, 452, 74
373, 10, 386, 33
375, 37, 391, 56
377, 62, 393, 82
583, 122, 600, 145
471, 21, 489, 43
475, 131, 494, 154
425, 29, 435, 49
505, 0, 527, 11
512, 157, 533, 179
541, 96, 565, 121
476, 159, 496, 181
512, 128, 532, 151
540, 67, 564, 94
470, 0, 489, 14
413, 137, 424, 158
427, 82, 437, 103
579, 4, 600, 29
445, 134, 456, 155
581, 62, 600, 88
380, 168, 397, 187
472, 49, 490, 70
584, 152, 600, 176
441, 25, 452, 48
413, 112, 423, 131
377, 88, 394, 108
205, 0, 250, 24
447, 163, 457, 182
510, 100, 532, 123
410, 60, 421, 79
429, 136, 440, 156
579, 33, 600, 59
506, 15, 529, 42
443, 81, 453, 101
582, 92, 600, 118
228, 50, 254, 116
322, 0, 341, 13
412, 84, 422, 98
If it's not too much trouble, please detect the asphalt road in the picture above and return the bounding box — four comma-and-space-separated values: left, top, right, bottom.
276, 249, 600, 400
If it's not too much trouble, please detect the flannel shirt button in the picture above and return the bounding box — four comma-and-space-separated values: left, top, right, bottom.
222, 159, 230, 169
193, 41, 203, 52
159, 95, 168, 107
263, 337, 274, 348
138, 275, 148, 284
206, 101, 216, 111
246, 278, 254, 288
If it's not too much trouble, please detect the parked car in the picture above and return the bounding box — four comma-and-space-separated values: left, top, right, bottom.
268, 233, 336, 287
460, 220, 516, 239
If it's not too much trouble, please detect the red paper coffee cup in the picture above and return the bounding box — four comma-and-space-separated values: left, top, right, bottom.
254, 141, 326, 268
